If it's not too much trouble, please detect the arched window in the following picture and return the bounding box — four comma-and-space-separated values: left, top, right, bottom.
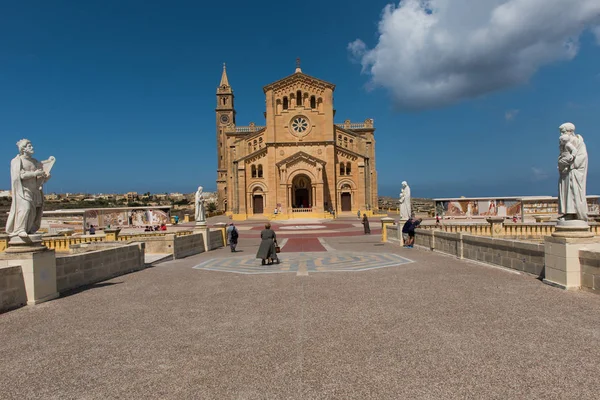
349, 139, 353, 149
297, 90, 302, 107
258, 164, 263, 178
283, 97, 288, 110
222, 97, 227, 106
340, 162, 345, 176
344, 137, 348, 148
310, 95, 316, 109
258, 137, 263, 148
338, 135, 342, 146
253, 140, 257, 151
251, 165, 257, 178
346, 162, 351, 175
248, 142, 252, 152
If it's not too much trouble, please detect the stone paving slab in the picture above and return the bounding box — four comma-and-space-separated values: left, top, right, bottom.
1, 236, 600, 398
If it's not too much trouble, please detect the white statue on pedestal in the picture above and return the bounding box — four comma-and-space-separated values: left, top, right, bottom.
6, 139, 54, 238
557, 123, 588, 221
399, 181, 411, 219
195, 186, 206, 224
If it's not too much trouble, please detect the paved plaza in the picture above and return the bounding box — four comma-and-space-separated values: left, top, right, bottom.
2, 218, 600, 399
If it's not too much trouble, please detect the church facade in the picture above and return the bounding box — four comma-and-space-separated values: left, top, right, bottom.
215, 62, 378, 219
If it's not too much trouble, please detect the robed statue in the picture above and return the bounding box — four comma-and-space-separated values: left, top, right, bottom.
399, 181, 412, 219
557, 123, 588, 221
6, 139, 55, 238
195, 186, 206, 223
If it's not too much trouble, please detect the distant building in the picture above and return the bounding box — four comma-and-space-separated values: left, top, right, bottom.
215, 61, 378, 218
0, 190, 11, 198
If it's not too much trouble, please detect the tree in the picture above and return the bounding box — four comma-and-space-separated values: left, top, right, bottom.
207, 202, 217, 212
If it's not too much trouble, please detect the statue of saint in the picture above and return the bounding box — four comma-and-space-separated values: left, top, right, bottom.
6, 139, 54, 238
557, 123, 588, 221
195, 186, 206, 223
399, 181, 412, 219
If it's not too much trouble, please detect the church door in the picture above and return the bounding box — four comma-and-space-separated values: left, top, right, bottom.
295, 189, 309, 208
341, 193, 352, 212
253, 195, 264, 214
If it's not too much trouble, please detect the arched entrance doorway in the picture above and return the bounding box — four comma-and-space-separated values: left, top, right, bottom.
340, 183, 352, 212
292, 174, 312, 209
252, 188, 264, 214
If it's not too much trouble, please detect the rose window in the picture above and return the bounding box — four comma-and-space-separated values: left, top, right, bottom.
291, 117, 309, 133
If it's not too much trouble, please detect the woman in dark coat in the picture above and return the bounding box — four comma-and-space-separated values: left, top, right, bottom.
362, 213, 371, 234
256, 223, 279, 265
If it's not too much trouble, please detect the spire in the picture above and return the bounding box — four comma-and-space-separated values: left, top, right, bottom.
295, 57, 302, 73
220, 63, 230, 87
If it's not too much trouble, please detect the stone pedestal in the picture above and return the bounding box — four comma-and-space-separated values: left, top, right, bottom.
0, 248, 59, 305
486, 217, 504, 237
214, 222, 227, 246
398, 219, 408, 246
104, 228, 121, 241
552, 219, 593, 238
5, 234, 47, 253
380, 217, 395, 243
544, 234, 600, 290
194, 223, 209, 252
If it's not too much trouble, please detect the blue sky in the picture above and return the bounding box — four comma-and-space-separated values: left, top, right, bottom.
1, 0, 599, 198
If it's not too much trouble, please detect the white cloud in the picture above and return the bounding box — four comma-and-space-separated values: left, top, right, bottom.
505, 109, 519, 121
531, 167, 549, 181
349, 0, 600, 110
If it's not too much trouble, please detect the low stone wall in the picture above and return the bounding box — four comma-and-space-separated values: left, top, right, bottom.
579, 250, 600, 294
56, 243, 145, 293
386, 225, 401, 245
462, 235, 545, 277
208, 230, 224, 250
0, 266, 27, 312
174, 233, 205, 259
400, 229, 546, 277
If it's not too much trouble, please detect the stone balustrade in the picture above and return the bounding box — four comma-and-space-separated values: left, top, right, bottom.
419, 222, 600, 239
235, 125, 265, 133
42, 230, 194, 252
335, 119, 374, 130
292, 208, 313, 213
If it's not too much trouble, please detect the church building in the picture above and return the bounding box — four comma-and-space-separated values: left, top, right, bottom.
215, 61, 378, 219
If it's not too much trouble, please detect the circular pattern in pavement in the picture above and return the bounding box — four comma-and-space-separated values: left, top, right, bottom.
193, 252, 413, 275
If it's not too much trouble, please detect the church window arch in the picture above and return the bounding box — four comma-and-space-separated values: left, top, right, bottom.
248, 142, 252, 152
349, 139, 353, 149
251, 165, 257, 178
222, 97, 227, 106
253, 140, 257, 151
297, 90, 302, 107
346, 162, 351, 175
258, 164, 263, 178
337, 135, 342, 146
317, 97, 323, 112
344, 137, 348, 148
340, 162, 345, 176
259, 137, 263, 148
310, 95, 316, 109
283, 96, 289, 110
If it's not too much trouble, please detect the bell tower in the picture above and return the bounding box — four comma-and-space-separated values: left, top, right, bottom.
216, 63, 235, 212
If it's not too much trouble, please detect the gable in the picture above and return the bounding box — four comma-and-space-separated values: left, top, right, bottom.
263, 72, 335, 97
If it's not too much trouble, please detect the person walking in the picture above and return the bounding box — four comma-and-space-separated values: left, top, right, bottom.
226, 223, 238, 252
357, 209, 361, 219
256, 223, 279, 265
362, 213, 371, 234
